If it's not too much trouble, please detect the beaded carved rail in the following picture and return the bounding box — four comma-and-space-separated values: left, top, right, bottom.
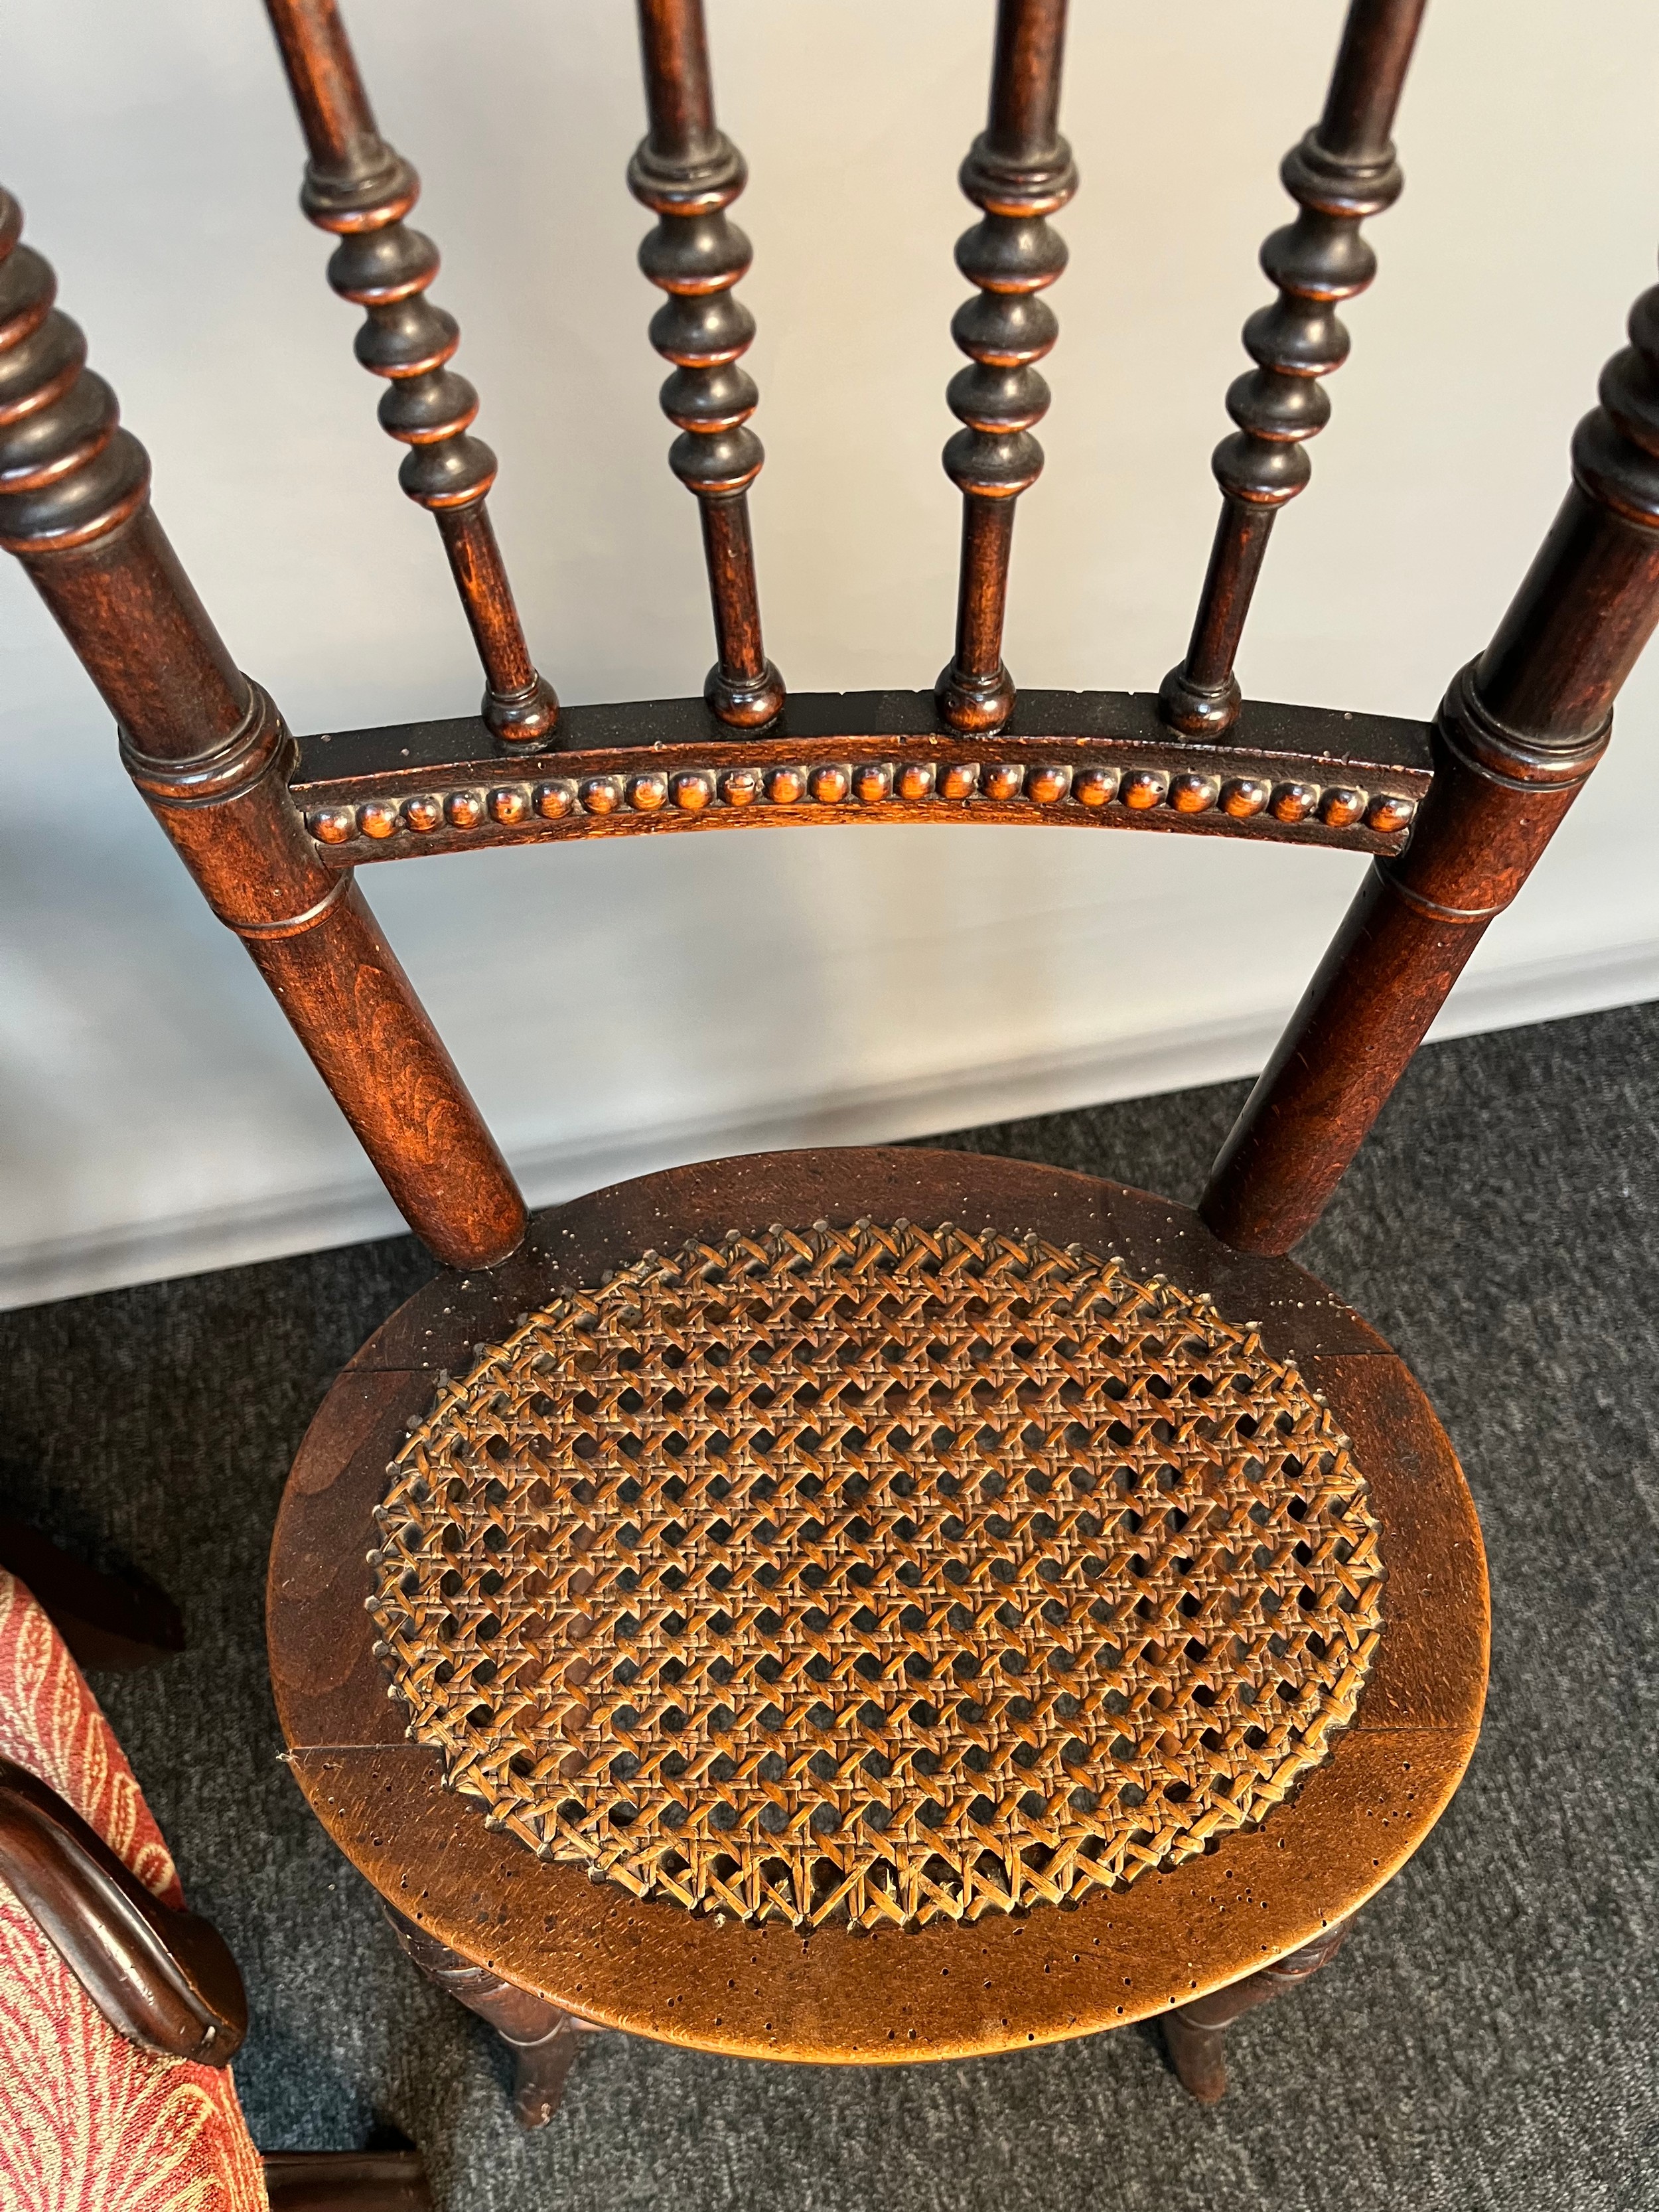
293, 691, 1431, 863
367, 1221, 1384, 1931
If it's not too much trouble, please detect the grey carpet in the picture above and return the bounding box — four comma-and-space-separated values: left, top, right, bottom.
3, 1001, 1657, 2211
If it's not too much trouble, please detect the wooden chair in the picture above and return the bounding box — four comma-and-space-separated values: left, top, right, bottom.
5, 0, 1652, 2124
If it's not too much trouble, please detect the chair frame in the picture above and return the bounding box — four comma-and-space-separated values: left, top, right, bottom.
3, 0, 1654, 1276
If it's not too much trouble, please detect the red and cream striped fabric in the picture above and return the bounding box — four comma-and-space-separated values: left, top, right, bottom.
0, 1566, 266, 2212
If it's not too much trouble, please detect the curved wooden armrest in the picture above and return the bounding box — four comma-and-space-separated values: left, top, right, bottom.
0, 1755, 246, 2065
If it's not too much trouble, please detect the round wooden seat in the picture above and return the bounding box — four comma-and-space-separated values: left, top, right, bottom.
268, 1149, 1486, 2065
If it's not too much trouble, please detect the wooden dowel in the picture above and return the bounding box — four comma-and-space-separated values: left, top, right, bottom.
636, 0, 719, 166
0, 188, 526, 1272
435, 505, 540, 703
630, 0, 784, 729
937, 0, 1075, 734
950, 497, 1019, 705
1319, 0, 1430, 163
1159, 0, 1425, 738
1200, 272, 1659, 1252
261, 0, 380, 180
986, 0, 1068, 163
697, 495, 768, 693
261, 0, 557, 744
1178, 504, 1275, 698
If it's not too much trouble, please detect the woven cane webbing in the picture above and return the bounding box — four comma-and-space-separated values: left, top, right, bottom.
368, 1221, 1384, 1931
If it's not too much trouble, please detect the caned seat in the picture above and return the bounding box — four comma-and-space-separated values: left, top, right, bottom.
7, 0, 1654, 2133
269, 1151, 1484, 2063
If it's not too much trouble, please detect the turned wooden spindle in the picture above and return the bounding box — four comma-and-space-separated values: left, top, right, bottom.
261, 0, 557, 745
629, 0, 784, 729
0, 187, 525, 1271
1160, 0, 1425, 738
936, 0, 1076, 734
1202, 252, 1659, 1250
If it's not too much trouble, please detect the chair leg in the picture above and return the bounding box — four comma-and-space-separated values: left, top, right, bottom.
384, 1906, 603, 2128
1161, 1919, 1351, 2105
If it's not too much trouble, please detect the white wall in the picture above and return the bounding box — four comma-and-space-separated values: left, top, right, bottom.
3, 1, 1657, 1307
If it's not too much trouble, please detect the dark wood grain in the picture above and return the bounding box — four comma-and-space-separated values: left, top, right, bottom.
3, 4, 1625, 2116
386, 1907, 601, 2128
1163, 1918, 1352, 2102
937, 0, 1075, 732
261, 2152, 433, 2211
1160, 0, 1426, 737
630, 0, 784, 728
261, 0, 557, 743
289, 687, 1431, 863
0, 1758, 247, 2065
1202, 262, 1659, 1250
267, 1149, 1485, 2066
0, 188, 525, 1271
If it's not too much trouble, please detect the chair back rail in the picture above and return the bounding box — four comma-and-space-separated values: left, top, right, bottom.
2, 2, 1656, 1264
288, 690, 1431, 862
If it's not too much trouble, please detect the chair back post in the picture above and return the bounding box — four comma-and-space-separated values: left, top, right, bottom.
1200, 267, 1659, 1250
0, 189, 526, 1270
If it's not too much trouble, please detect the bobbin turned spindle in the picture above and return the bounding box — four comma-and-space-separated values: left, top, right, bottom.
936, 0, 1076, 735
630, 0, 784, 730
1159, 0, 1425, 739
262, 0, 558, 745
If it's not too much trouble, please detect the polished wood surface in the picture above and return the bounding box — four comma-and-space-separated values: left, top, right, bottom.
0, 188, 525, 1273
1202, 265, 1659, 1250
9, 15, 1654, 1270
5, 1765, 437, 2195
261, 2152, 433, 2211
268, 1150, 1486, 2065
1162, 1918, 1352, 2102
0, 1548, 435, 2191
938, 0, 1075, 733
387, 1907, 603, 2128
290, 688, 1430, 863
261, 0, 557, 744
11, 23, 1650, 2108
0, 1757, 248, 2065
630, 0, 784, 728
1160, 0, 1425, 738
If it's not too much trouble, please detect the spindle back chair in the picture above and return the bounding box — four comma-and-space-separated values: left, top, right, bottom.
2, 0, 1648, 2123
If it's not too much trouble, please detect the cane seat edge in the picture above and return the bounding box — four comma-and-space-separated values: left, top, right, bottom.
267, 1147, 1488, 2063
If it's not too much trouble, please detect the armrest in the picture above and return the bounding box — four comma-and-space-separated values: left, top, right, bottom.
0, 1755, 246, 2065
